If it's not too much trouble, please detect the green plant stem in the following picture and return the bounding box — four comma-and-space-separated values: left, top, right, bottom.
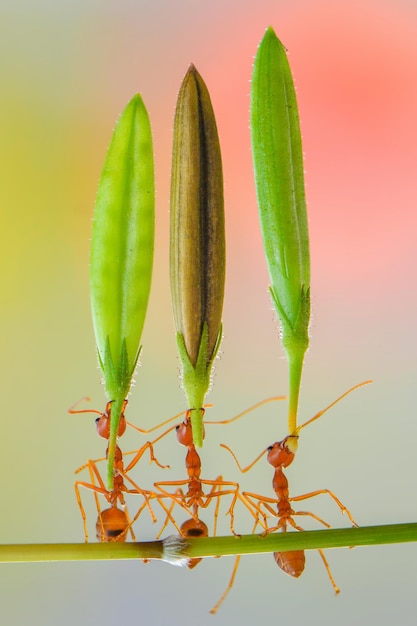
106, 395, 125, 489
1, 524, 416, 563
0, 541, 164, 563
287, 347, 305, 435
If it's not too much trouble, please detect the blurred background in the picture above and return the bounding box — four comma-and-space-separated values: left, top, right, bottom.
1, 0, 416, 624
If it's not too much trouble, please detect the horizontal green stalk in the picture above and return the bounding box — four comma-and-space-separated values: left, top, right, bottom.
251, 27, 310, 435
170, 65, 225, 447
184, 523, 417, 558
90, 93, 155, 487
2, 524, 416, 562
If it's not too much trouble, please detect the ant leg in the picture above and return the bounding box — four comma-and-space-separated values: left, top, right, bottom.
243, 494, 275, 532
68, 397, 102, 416
318, 549, 340, 594
221, 443, 269, 473
123, 441, 169, 472
205, 396, 286, 425
195, 479, 225, 537
201, 479, 245, 537
199, 478, 240, 536
155, 494, 184, 538
74, 478, 114, 541
290, 489, 358, 526
212, 484, 222, 538
126, 410, 187, 435
261, 518, 287, 534
292, 510, 332, 528
75, 457, 112, 541
285, 517, 341, 593
295, 381, 372, 434
124, 505, 136, 541
209, 555, 241, 614
145, 441, 170, 469
75, 455, 107, 473
287, 518, 304, 532
153, 485, 191, 537
225, 492, 237, 536
232, 490, 263, 534
223, 488, 264, 536
120, 471, 158, 523
123, 499, 153, 541
74, 483, 90, 542
154, 480, 193, 520
87, 460, 109, 536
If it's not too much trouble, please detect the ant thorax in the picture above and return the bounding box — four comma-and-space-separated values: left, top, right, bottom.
95, 399, 127, 439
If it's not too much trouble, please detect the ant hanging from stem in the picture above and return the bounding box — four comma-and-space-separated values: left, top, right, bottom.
70, 398, 172, 541
147, 397, 285, 540
221, 381, 372, 593
146, 397, 285, 613
75, 444, 160, 542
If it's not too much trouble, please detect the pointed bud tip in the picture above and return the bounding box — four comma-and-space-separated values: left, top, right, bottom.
262, 26, 277, 42
184, 63, 202, 84
261, 25, 285, 50
127, 93, 144, 109
259, 26, 287, 52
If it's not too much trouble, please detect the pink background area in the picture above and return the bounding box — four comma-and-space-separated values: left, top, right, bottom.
0, 1, 416, 625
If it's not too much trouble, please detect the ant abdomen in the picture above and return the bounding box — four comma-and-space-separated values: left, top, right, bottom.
96, 507, 129, 542
180, 518, 209, 569
273, 550, 305, 578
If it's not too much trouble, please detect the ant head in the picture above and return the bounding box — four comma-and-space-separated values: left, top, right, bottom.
267, 436, 297, 468
176, 420, 193, 446
273, 550, 305, 578
177, 409, 206, 447
96, 507, 129, 542
175, 409, 205, 447
95, 400, 127, 439
180, 518, 209, 569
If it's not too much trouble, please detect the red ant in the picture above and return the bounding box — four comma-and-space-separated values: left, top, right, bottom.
70, 398, 170, 541
75, 444, 162, 542
154, 409, 246, 614
153, 408, 246, 538
152, 398, 285, 539
149, 398, 284, 613
221, 381, 371, 593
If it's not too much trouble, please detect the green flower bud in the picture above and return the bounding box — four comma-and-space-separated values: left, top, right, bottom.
90, 94, 155, 486
251, 27, 310, 434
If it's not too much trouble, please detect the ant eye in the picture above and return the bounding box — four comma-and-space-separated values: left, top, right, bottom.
175, 425, 180, 432
95, 417, 100, 425
267, 445, 273, 452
